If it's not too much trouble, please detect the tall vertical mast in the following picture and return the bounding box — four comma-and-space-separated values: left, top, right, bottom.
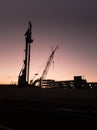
24, 21, 33, 84
18, 21, 33, 87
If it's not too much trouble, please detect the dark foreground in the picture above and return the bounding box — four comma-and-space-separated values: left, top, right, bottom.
0, 99, 97, 130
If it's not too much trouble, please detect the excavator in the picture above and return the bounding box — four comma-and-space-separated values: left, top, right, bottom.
31, 45, 59, 88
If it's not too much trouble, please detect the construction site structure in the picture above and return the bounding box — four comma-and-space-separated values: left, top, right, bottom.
32, 45, 59, 88
18, 21, 33, 87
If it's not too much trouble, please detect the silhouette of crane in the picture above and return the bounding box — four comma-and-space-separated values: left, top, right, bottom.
40, 45, 59, 87
41, 45, 59, 80
32, 45, 59, 88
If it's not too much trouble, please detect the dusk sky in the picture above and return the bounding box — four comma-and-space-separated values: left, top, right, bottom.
0, 0, 97, 84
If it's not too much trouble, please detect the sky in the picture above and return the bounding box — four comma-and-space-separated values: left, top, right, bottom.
0, 0, 97, 84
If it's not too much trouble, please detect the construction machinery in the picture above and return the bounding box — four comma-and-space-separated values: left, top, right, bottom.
18, 21, 59, 88
32, 45, 59, 88
18, 21, 33, 87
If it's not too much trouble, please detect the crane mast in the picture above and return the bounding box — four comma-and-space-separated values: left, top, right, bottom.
18, 21, 33, 87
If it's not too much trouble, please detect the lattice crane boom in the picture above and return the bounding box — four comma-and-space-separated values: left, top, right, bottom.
41, 45, 59, 80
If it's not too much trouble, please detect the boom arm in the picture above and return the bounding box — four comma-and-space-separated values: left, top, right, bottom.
41, 45, 59, 80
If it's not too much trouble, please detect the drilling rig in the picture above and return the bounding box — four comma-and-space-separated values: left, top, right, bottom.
18, 21, 33, 87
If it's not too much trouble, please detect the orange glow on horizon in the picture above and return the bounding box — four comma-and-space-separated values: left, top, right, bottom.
0, 39, 97, 84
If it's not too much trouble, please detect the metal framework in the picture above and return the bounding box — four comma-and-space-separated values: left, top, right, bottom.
40, 45, 59, 87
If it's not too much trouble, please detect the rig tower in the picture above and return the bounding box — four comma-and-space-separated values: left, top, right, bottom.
18, 21, 33, 87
